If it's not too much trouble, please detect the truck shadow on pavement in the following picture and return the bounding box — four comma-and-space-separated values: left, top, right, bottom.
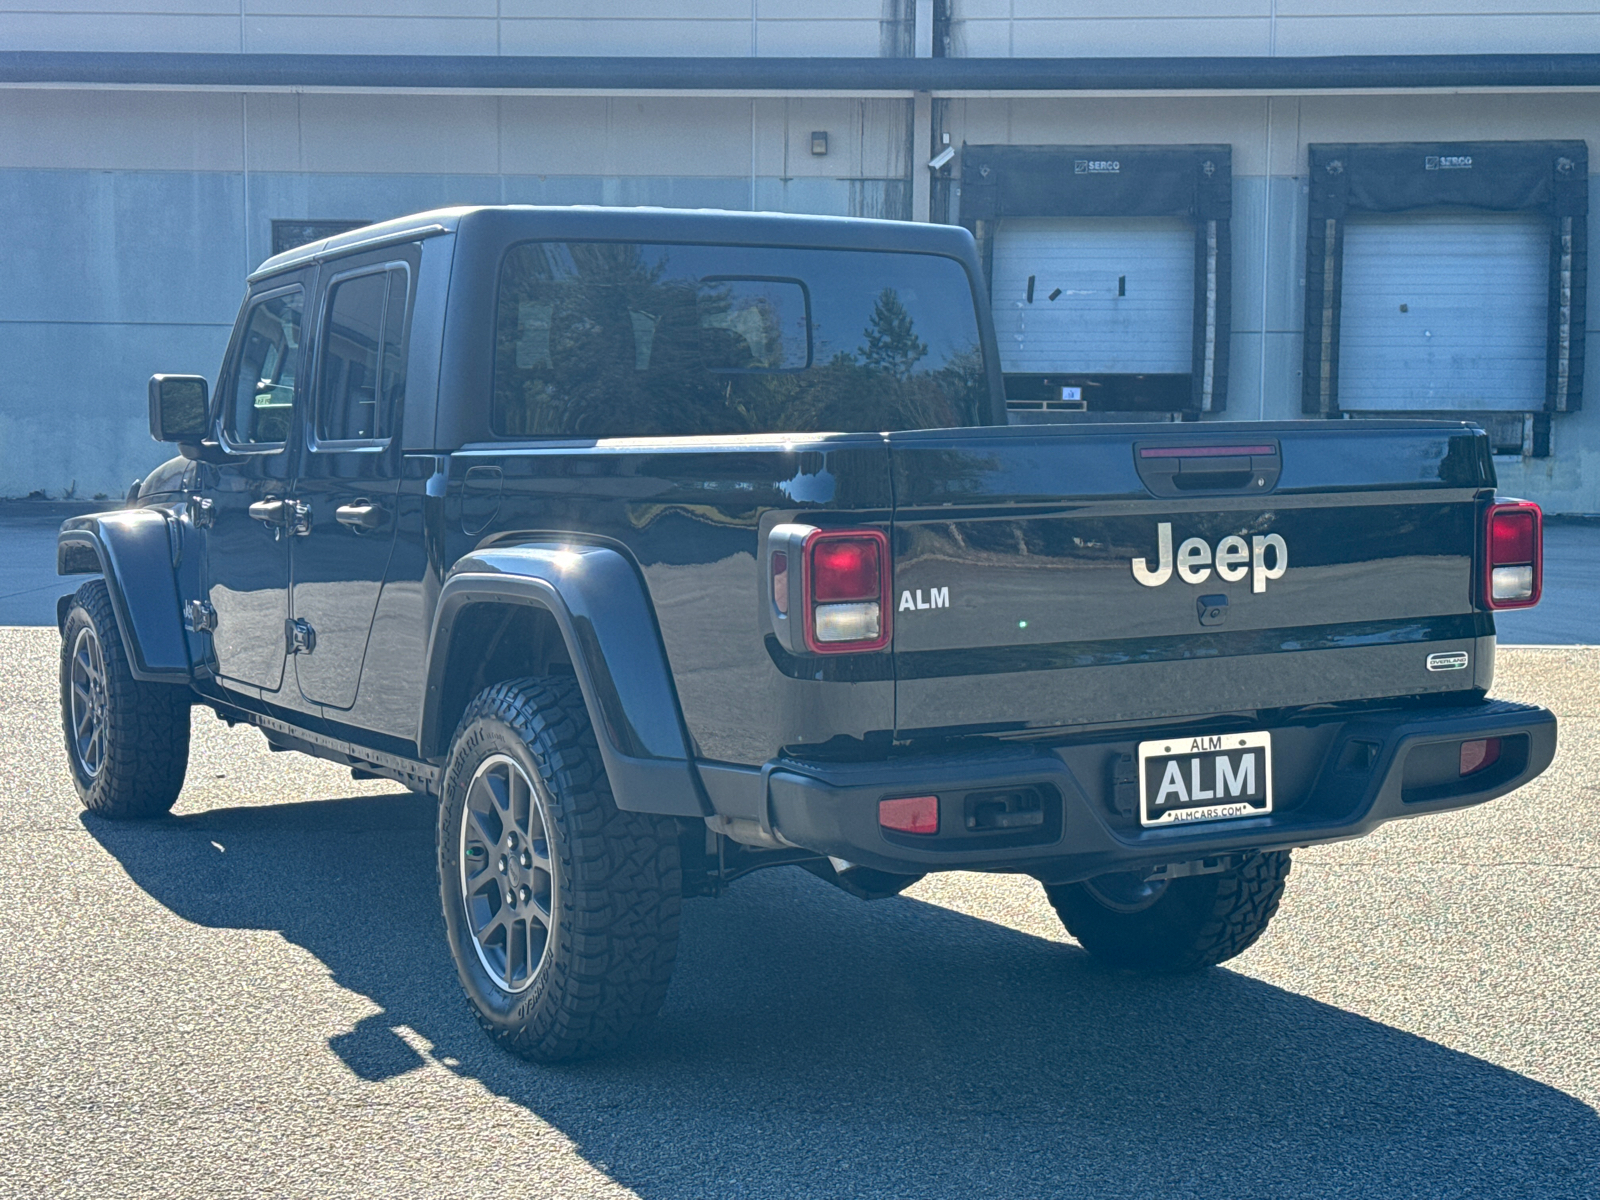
88, 791, 1600, 1199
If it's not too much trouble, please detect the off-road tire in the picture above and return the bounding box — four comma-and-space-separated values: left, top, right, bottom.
438, 676, 682, 1063
1045, 851, 1292, 973
59, 579, 191, 819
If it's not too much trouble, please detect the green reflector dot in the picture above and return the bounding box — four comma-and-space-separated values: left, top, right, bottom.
1018, 620, 1028, 629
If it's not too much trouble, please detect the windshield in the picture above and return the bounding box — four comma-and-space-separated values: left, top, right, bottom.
492, 241, 988, 438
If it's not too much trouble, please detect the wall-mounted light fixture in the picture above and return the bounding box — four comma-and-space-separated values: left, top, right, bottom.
811, 131, 828, 156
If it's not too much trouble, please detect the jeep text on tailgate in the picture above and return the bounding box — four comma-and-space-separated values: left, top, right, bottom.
56, 207, 1556, 1063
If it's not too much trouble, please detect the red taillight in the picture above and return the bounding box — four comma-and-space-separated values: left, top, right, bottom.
879, 794, 939, 835
803, 529, 891, 654
1484, 501, 1543, 609
812, 537, 881, 601
1460, 738, 1501, 776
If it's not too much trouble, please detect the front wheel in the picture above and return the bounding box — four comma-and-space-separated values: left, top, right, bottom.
59, 579, 191, 819
1045, 851, 1292, 973
437, 676, 681, 1063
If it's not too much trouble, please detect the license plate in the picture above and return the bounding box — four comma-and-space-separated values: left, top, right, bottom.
1138, 731, 1272, 827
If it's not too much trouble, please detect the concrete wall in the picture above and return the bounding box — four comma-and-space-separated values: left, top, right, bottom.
0, 88, 911, 500
947, 1, 1600, 58
0, 0, 908, 57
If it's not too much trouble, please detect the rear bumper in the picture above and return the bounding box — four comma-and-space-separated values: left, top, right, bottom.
761, 699, 1556, 884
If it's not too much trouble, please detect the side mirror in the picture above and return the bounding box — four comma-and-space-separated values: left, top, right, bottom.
148, 374, 211, 444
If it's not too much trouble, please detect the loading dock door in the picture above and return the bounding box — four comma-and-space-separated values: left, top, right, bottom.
990, 216, 1196, 376
1338, 211, 1549, 411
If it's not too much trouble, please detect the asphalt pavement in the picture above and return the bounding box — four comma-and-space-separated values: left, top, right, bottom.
1, 627, 1597, 1198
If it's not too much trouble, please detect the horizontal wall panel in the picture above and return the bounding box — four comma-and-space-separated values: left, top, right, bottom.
965, 17, 1271, 56
498, 18, 753, 56
243, 15, 498, 55
752, 20, 883, 57
1337, 211, 1549, 412
991, 216, 1195, 375
0, 13, 240, 51
246, 0, 495, 14
1277, 1, 1600, 13
1275, 14, 1600, 55
0, 1, 234, 12
1010, 0, 1269, 14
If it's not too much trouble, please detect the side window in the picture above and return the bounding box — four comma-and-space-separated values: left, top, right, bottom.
315, 266, 409, 444
224, 288, 304, 446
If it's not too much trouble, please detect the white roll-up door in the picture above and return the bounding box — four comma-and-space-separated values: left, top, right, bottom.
991, 217, 1195, 375
1338, 211, 1549, 411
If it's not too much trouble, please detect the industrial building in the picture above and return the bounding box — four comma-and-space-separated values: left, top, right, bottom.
2, 3, 1598, 512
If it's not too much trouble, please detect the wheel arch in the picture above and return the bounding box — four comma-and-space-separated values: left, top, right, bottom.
422, 543, 709, 818
56, 511, 190, 683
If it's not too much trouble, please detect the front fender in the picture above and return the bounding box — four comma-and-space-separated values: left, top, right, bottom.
423, 543, 708, 818
57, 510, 191, 683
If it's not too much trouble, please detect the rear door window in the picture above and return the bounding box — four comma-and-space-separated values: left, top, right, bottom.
492, 243, 988, 437
315, 265, 410, 445
223, 286, 305, 447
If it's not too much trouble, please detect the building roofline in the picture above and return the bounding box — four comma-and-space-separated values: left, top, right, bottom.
4, 51, 1600, 96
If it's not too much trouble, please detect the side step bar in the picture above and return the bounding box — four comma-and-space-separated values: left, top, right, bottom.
208, 701, 441, 794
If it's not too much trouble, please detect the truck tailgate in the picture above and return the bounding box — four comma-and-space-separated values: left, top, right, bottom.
888, 422, 1495, 738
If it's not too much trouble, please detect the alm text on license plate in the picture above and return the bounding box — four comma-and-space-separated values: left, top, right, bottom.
1138, 731, 1273, 828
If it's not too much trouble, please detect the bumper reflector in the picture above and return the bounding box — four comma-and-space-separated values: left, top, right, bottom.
1460, 738, 1501, 776
879, 794, 939, 835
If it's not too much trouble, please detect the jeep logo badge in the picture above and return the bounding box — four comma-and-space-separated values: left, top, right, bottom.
1132, 522, 1287, 593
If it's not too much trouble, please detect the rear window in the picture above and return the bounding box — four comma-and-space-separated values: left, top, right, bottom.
491, 242, 988, 438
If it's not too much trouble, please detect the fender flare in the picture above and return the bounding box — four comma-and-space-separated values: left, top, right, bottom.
421, 543, 709, 818
57, 511, 191, 683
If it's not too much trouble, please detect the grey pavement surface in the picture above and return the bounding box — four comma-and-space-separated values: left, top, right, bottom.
4, 512, 1595, 642
1, 627, 1597, 1198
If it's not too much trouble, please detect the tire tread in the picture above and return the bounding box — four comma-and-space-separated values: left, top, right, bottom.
1047, 851, 1292, 973
442, 675, 681, 1063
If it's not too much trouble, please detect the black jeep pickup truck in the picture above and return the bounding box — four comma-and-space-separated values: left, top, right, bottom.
58, 206, 1556, 1063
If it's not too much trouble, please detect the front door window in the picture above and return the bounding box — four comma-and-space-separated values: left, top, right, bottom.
224, 290, 304, 447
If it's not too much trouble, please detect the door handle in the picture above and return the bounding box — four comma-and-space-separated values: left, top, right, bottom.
335, 501, 386, 532
249, 498, 310, 537
249, 498, 287, 525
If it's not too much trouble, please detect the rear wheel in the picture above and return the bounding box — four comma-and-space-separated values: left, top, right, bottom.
438, 676, 681, 1063
59, 580, 191, 820
1045, 851, 1292, 973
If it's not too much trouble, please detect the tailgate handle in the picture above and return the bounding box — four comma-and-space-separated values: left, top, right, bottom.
1134, 442, 1281, 498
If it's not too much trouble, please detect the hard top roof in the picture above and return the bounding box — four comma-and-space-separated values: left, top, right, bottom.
249, 205, 978, 283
